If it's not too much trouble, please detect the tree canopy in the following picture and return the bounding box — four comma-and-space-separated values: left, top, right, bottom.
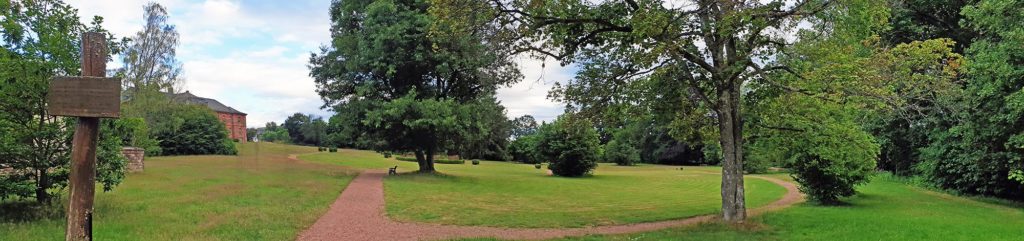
0, 0, 128, 202
310, 0, 521, 172
492, 0, 891, 220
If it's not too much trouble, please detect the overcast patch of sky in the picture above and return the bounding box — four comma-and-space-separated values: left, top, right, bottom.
66, 0, 568, 127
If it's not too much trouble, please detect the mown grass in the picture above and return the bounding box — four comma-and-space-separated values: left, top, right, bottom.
0, 142, 355, 241
547, 174, 1024, 241
301, 151, 787, 228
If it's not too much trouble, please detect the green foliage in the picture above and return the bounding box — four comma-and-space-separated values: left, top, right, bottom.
471, 159, 480, 165
510, 115, 538, 139
454, 96, 513, 161
750, 94, 879, 204
105, 117, 160, 156
363, 91, 462, 170
151, 105, 237, 156
918, 0, 1024, 200
509, 134, 541, 164
116, 2, 181, 94
328, 147, 337, 153
259, 122, 290, 143
1011, 170, 1024, 184
120, 87, 175, 156
858, 39, 964, 177
536, 116, 600, 177
324, 100, 373, 149
0, 0, 127, 202
310, 0, 519, 172
283, 113, 327, 146
603, 139, 639, 166
96, 120, 128, 192
884, 0, 978, 53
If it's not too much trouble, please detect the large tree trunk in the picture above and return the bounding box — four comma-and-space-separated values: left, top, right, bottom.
718, 85, 746, 222
417, 148, 436, 173
414, 151, 428, 172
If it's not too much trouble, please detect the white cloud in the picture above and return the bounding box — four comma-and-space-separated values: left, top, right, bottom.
66, 0, 332, 127
497, 56, 571, 123
66, 0, 564, 126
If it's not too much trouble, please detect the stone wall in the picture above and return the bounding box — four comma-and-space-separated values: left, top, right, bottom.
122, 147, 145, 172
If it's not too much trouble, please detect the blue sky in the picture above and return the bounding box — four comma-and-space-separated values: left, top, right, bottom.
67, 0, 569, 127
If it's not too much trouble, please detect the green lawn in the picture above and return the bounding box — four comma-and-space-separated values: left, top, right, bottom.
550, 174, 1024, 241
0, 142, 355, 241
300, 151, 788, 228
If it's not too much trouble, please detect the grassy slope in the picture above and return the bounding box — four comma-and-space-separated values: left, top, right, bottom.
554, 175, 1024, 241
301, 151, 787, 228
0, 143, 355, 241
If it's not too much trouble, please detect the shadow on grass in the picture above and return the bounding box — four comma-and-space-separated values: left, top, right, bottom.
392, 170, 459, 179
0, 199, 63, 223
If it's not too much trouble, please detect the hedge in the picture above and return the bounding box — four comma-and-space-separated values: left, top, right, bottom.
395, 156, 465, 164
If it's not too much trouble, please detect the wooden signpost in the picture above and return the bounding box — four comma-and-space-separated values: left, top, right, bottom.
46, 32, 120, 241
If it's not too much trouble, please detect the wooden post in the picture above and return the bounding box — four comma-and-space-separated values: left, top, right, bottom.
65, 32, 106, 241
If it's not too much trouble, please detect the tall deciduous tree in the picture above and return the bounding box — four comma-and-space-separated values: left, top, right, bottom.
455, 96, 513, 161
310, 0, 520, 172
494, 0, 841, 221
117, 3, 183, 156
510, 115, 538, 139
0, 0, 127, 203
117, 2, 182, 94
283, 113, 311, 144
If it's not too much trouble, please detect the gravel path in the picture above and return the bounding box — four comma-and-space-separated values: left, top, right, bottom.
295, 164, 803, 241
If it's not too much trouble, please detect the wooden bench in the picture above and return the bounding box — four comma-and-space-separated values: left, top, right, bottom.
388, 166, 398, 176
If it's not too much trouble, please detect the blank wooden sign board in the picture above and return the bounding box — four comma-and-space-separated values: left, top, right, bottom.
46, 76, 121, 118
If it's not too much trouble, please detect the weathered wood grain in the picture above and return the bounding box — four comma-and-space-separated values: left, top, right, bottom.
46, 76, 120, 118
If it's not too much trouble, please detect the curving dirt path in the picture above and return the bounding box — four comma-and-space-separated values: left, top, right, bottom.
294, 158, 803, 241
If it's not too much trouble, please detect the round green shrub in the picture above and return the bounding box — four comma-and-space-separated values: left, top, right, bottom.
781, 122, 878, 204
792, 152, 875, 204
328, 147, 338, 152
536, 117, 600, 177
472, 159, 480, 165
535, 163, 542, 169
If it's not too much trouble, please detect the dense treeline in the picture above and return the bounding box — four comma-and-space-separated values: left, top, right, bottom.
302, 0, 1023, 206
255, 113, 328, 147
885, 0, 1024, 200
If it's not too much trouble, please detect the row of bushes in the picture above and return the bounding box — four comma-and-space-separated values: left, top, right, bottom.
394, 156, 465, 164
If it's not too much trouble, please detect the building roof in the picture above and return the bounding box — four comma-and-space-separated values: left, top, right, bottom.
168, 91, 247, 115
